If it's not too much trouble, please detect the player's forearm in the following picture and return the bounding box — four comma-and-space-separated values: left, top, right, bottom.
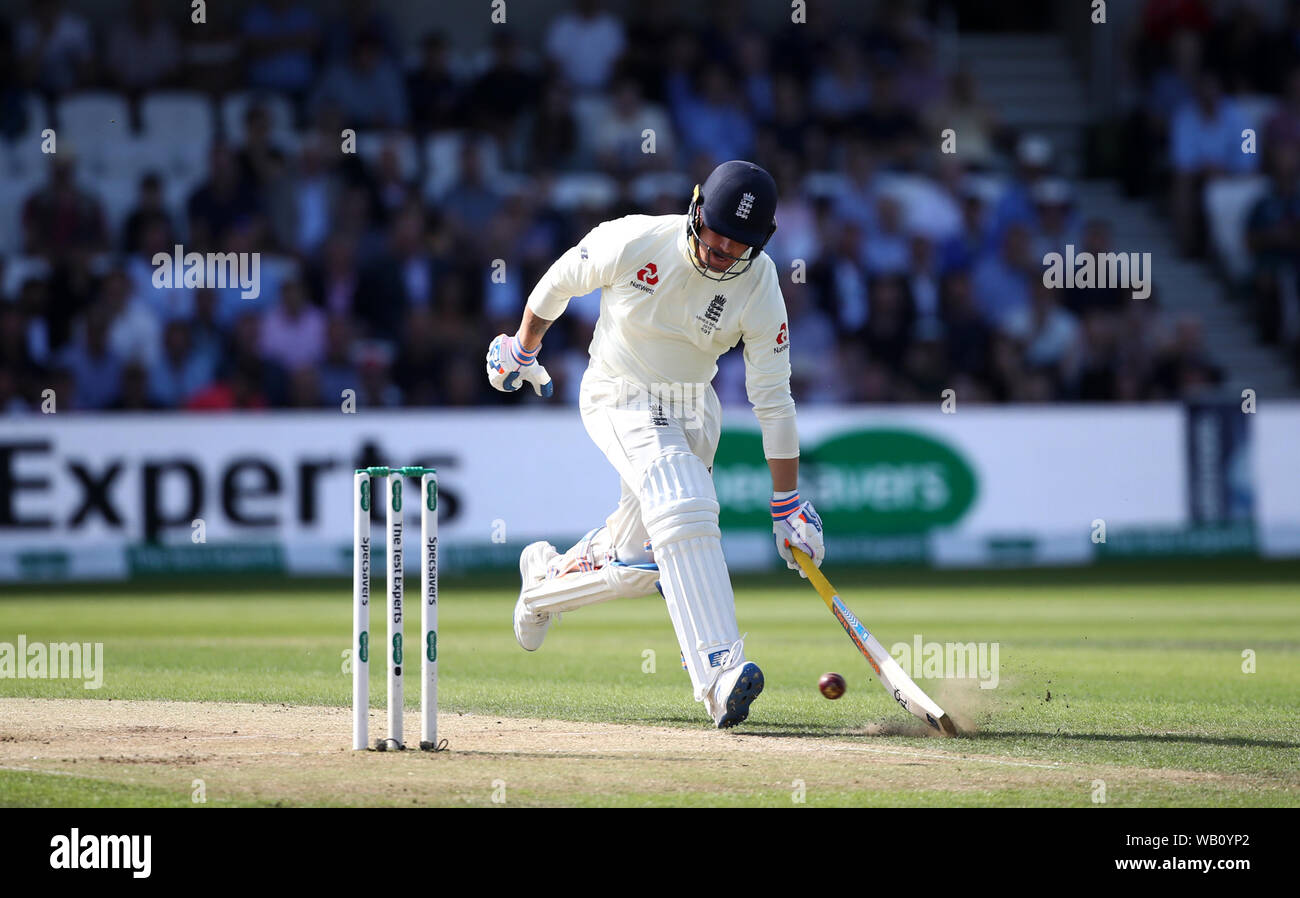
517, 307, 554, 353
768, 456, 798, 493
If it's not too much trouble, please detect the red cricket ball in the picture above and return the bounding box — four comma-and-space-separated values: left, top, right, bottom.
819, 672, 847, 700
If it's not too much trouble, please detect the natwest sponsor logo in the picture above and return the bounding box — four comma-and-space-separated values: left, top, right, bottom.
631, 261, 659, 293
773, 322, 789, 352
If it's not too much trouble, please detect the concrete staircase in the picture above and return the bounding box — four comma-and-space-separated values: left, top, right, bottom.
957, 33, 1089, 177
959, 33, 1298, 397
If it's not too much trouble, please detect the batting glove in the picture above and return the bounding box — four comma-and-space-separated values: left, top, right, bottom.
486, 333, 553, 397
772, 491, 824, 577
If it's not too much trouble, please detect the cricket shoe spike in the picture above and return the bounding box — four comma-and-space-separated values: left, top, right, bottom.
708, 660, 765, 728
514, 541, 559, 651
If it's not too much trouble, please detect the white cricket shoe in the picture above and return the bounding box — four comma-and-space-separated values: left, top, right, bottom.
514, 541, 559, 651
706, 661, 765, 728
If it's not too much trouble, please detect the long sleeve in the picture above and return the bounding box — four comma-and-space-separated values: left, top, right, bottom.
740, 259, 799, 459
526, 216, 638, 320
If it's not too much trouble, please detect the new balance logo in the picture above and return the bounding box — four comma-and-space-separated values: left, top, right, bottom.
736, 192, 756, 219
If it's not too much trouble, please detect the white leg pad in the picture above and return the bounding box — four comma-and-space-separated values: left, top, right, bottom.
640, 450, 743, 701
522, 561, 661, 614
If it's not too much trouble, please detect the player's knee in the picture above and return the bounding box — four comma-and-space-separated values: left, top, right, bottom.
639, 450, 720, 548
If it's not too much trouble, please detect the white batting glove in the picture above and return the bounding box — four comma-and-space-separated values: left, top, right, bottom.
486, 333, 553, 397
772, 491, 825, 577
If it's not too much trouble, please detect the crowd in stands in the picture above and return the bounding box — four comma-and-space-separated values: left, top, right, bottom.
0, 0, 1229, 413
1124, 0, 1300, 382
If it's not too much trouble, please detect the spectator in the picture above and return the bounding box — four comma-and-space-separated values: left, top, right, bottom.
1003, 281, 1081, 371
1149, 317, 1223, 396
408, 32, 461, 134
14, 0, 94, 95
667, 62, 756, 163
310, 30, 408, 128
22, 155, 107, 257
187, 359, 272, 410
105, 0, 181, 95
941, 271, 992, 378
127, 217, 192, 322
236, 102, 290, 192
521, 82, 579, 173
592, 78, 676, 173
862, 194, 910, 275
318, 315, 360, 403
1245, 140, 1300, 348
0, 298, 44, 407
260, 278, 326, 370
441, 145, 503, 241
120, 172, 176, 256
855, 68, 922, 166
464, 30, 538, 141
811, 38, 872, 127
545, 0, 626, 92
862, 276, 915, 370
111, 362, 162, 410
59, 307, 121, 410
187, 143, 263, 249
277, 133, 345, 256
323, 0, 399, 64
356, 204, 437, 338
812, 223, 871, 335
925, 70, 1001, 170
972, 223, 1035, 327
148, 320, 216, 407
102, 267, 162, 367
1170, 72, 1255, 255
241, 0, 321, 101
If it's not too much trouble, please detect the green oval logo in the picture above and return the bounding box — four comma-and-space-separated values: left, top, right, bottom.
426, 631, 437, 662
714, 428, 977, 534
391, 479, 402, 512
392, 633, 403, 664
359, 480, 370, 512
358, 631, 368, 663
426, 480, 437, 512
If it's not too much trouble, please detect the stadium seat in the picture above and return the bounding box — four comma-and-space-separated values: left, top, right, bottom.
55, 92, 133, 186
422, 131, 503, 200
549, 173, 619, 210
56, 91, 130, 144
630, 171, 691, 206
1203, 175, 1270, 283
140, 91, 216, 151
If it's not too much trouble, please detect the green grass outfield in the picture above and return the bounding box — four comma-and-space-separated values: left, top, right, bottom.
0, 558, 1297, 807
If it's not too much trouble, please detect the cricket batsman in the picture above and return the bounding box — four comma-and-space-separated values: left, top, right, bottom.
485, 160, 825, 727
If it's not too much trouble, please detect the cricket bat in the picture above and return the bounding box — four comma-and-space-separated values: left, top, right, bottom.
792, 548, 958, 737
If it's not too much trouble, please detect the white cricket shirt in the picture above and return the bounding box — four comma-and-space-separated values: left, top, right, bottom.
526, 214, 798, 458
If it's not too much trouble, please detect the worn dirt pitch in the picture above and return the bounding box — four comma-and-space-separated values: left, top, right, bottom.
0, 698, 1267, 807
